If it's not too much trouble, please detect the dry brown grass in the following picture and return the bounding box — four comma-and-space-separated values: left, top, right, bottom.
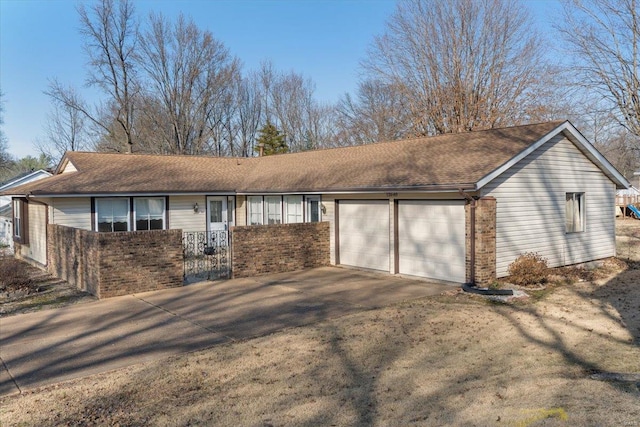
1, 220, 639, 426
0, 258, 95, 317
0, 256, 33, 292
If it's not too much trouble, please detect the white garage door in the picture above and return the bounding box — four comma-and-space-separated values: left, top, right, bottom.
398, 200, 466, 282
338, 200, 389, 272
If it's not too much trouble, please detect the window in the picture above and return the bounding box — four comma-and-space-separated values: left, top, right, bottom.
96, 198, 130, 232
247, 196, 263, 225
13, 199, 21, 239
265, 196, 282, 224
12, 199, 26, 242
306, 196, 321, 222
210, 199, 223, 223
284, 196, 303, 224
566, 193, 584, 233
135, 198, 165, 230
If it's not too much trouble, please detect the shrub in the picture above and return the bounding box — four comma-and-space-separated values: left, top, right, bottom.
507, 252, 549, 286
0, 256, 32, 291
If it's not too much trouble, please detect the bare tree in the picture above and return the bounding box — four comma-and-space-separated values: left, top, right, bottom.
232, 74, 263, 157
363, 0, 554, 136
76, 0, 140, 152
595, 128, 640, 179
37, 87, 89, 162
558, 0, 640, 139
261, 67, 333, 151
334, 79, 409, 145
137, 13, 239, 155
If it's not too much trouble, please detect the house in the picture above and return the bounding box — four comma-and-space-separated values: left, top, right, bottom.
0, 169, 52, 249
4, 120, 629, 289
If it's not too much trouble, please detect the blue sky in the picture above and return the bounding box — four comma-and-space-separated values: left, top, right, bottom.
0, 0, 561, 160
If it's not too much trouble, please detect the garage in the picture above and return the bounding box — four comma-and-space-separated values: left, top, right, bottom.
398, 200, 466, 283
338, 200, 389, 272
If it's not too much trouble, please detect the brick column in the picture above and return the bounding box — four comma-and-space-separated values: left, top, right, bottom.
474, 197, 496, 286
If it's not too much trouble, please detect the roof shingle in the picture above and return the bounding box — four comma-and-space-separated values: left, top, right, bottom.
7, 121, 566, 196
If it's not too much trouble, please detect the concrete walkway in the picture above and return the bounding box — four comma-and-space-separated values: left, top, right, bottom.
0, 267, 452, 396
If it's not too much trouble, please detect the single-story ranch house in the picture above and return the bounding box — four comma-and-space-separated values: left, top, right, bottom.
5, 120, 629, 296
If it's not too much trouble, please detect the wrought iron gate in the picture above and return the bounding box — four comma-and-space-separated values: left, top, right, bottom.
183, 231, 230, 282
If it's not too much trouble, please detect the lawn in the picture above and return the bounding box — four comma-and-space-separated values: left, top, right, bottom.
1, 220, 639, 426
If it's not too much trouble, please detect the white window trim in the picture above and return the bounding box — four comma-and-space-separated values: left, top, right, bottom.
133, 197, 166, 231
13, 199, 21, 238
284, 195, 303, 224
247, 196, 264, 225
566, 192, 585, 233
305, 195, 321, 223
264, 195, 283, 225
95, 197, 131, 232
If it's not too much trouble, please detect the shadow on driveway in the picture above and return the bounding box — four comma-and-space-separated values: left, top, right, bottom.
0, 267, 451, 396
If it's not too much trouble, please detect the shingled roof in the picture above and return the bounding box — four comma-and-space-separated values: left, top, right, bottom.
8, 120, 608, 196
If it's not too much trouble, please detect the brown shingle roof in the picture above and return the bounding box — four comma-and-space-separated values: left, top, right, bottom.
8, 121, 565, 196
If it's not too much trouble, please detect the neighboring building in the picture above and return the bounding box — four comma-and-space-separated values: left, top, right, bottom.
0, 169, 52, 249
4, 121, 629, 284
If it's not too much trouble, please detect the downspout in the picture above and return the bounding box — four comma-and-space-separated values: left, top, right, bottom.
458, 188, 512, 296
458, 188, 476, 285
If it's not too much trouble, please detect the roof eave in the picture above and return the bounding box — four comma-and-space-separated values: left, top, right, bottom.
239, 184, 477, 194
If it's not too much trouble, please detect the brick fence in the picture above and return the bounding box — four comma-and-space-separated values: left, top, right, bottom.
48, 224, 183, 299
465, 197, 497, 286
231, 222, 330, 278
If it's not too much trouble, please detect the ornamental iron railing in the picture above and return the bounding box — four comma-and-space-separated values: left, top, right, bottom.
183, 230, 230, 282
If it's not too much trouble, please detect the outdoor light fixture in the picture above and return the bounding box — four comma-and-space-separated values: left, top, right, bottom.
193, 203, 199, 213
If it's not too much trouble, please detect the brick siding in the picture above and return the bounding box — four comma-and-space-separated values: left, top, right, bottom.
48, 224, 183, 299
465, 197, 497, 286
231, 222, 330, 278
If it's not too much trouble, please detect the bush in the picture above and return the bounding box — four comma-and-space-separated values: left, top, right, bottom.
0, 257, 32, 291
507, 252, 549, 286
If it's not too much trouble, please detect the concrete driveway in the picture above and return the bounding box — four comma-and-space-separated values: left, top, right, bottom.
0, 267, 452, 396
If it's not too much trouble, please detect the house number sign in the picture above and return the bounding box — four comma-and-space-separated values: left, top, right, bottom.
386, 192, 398, 197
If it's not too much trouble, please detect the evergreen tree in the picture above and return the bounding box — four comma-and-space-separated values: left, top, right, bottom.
255, 121, 288, 155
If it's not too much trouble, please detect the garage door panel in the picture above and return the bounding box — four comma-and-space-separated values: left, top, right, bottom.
338, 200, 389, 271
398, 200, 465, 282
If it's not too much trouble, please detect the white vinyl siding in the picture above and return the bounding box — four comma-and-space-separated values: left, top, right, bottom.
169, 196, 206, 232
235, 196, 247, 226
482, 134, 617, 277
27, 202, 47, 265
397, 200, 466, 282
338, 200, 390, 272
50, 198, 92, 230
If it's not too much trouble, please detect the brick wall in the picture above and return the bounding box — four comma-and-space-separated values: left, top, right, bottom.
465, 197, 497, 286
231, 222, 330, 278
48, 225, 100, 296
48, 225, 183, 299
96, 229, 184, 298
